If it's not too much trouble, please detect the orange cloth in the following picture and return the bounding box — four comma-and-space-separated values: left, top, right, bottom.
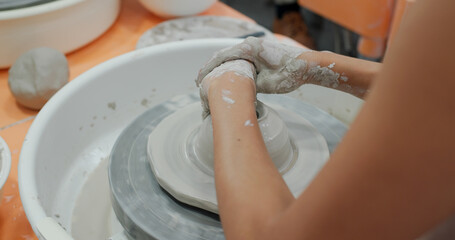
0, 0, 249, 239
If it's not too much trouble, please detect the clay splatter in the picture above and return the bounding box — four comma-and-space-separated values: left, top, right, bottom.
107, 102, 116, 110
222, 96, 235, 104
141, 99, 149, 107
328, 62, 336, 69
221, 89, 235, 104
244, 120, 254, 127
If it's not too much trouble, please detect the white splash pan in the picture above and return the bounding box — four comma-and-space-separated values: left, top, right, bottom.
18, 39, 362, 239
0, 0, 120, 69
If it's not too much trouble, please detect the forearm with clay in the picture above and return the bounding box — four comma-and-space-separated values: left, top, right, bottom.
203, 60, 295, 240
297, 50, 381, 98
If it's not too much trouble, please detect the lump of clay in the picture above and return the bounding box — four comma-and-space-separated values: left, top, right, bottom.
8, 47, 69, 110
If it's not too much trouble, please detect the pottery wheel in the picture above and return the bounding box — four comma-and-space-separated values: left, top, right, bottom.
0, 0, 56, 11
108, 93, 347, 240
148, 101, 331, 213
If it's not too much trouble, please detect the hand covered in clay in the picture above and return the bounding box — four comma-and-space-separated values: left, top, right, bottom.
199, 59, 256, 119
196, 37, 312, 94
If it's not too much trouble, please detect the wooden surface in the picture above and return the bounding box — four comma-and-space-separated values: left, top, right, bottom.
0, 0, 249, 238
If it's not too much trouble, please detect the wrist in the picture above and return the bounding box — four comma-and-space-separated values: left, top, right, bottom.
208, 73, 257, 126
208, 72, 256, 103
297, 50, 320, 65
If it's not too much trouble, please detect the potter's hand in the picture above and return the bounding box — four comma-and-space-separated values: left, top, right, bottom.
196, 37, 312, 94
199, 59, 256, 119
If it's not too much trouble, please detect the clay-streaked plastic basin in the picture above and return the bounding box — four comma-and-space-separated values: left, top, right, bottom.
18, 39, 362, 239
0, 0, 120, 69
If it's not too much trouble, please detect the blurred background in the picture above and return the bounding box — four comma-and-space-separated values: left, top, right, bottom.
221, 0, 360, 57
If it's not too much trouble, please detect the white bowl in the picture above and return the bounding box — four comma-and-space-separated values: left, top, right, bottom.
0, 0, 120, 69
18, 39, 362, 239
138, 0, 217, 18
0, 136, 11, 200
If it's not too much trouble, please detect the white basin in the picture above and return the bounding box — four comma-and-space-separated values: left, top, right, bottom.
138, 0, 217, 18
18, 39, 363, 239
0, 0, 120, 69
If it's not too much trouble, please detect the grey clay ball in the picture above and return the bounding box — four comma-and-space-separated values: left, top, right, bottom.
8, 47, 69, 110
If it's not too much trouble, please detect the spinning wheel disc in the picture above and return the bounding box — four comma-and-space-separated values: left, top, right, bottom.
108, 93, 347, 239
148, 102, 330, 213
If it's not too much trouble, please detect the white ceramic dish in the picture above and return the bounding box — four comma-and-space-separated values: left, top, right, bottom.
138, 0, 217, 18
18, 39, 363, 239
0, 136, 11, 200
0, 0, 120, 69
136, 16, 275, 49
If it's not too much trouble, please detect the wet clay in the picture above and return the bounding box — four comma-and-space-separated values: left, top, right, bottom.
8, 47, 69, 110
197, 37, 350, 96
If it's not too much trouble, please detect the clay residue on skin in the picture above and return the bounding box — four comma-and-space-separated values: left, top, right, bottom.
251, 39, 310, 94
222, 96, 235, 104
304, 66, 365, 96
107, 102, 116, 110
197, 37, 312, 95
340, 74, 349, 82
199, 60, 255, 118
204, 59, 255, 81
221, 89, 235, 105
328, 62, 335, 69
244, 119, 254, 127
258, 39, 306, 67
305, 63, 341, 88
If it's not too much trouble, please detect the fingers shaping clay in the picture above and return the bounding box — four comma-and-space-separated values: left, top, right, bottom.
8, 47, 69, 110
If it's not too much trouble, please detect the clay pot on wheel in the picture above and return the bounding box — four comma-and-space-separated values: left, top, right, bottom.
195, 101, 295, 173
